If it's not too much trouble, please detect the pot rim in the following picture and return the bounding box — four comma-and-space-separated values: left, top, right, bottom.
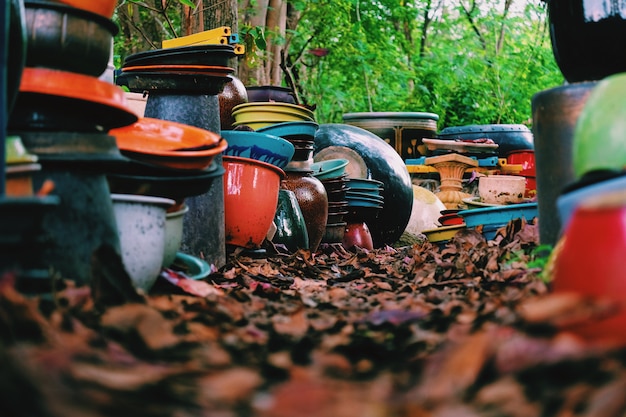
111, 193, 175, 208
343, 111, 439, 121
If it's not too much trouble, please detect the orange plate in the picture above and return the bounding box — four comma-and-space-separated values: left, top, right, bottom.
111, 118, 226, 171
55, 0, 117, 18
19, 67, 131, 116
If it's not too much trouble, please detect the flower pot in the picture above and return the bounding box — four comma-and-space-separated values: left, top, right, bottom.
478, 175, 526, 205
223, 156, 285, 249
163, 204, 189, 268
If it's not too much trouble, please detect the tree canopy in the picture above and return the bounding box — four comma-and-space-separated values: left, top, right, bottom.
114, 0, 564, 128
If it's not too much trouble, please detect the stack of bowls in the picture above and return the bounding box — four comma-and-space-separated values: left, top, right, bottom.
312, 159, 350, 243
231, 102, 316, 130
257, 121, 320, 166
343, 178, 385, 250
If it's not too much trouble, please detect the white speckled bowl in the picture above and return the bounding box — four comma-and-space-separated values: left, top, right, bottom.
162, 204, 189, 268
111, 193, 174, 292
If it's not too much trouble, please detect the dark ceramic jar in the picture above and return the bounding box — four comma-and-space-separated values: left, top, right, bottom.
546, 0, 626, 82
218, 75, 248, 131
281, 169, 328, 252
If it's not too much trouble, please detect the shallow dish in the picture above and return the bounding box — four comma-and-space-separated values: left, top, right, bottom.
170, 252, 212, 280
423, 138, 499, 154
422, 224, 466, 243
461, 196, 503, 209
458, 202, 538, 240
111, 117, 225, 170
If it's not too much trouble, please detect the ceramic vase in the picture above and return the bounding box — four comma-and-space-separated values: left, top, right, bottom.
273, 189, 309, 252
281, 169, 328, 252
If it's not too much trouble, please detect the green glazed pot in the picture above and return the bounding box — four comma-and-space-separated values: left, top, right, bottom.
272, 189, 309, 252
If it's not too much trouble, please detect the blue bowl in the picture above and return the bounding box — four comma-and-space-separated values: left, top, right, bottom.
346, 177, 384, 190
256, 121, 320, 139
221, 130, 295, 169
458, 202, 538, 240
346, 190, 384, 201
311, 158, 349, 180
172, 252, 212, 280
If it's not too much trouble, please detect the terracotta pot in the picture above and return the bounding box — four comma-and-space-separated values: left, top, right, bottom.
281, 169, 328, 252
223, 156, 285, 249
546, 0, 626, 82
553, 190, 626, 347
218, 75, 248, 131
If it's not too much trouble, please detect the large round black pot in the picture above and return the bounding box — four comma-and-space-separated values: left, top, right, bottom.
546, 0, 626, 83
437, 124, 533, 158
314, 124, 413, 247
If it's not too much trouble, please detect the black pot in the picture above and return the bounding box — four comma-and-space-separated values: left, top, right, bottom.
24, 0, 118, 76
314, 124, 413, 248
546, 0, 626, 82
246, 86, 296, 104
437, 124, 533, 158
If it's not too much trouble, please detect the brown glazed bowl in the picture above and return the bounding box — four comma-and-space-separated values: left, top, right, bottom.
24, 0, 118, 76
546, 0, 626, 82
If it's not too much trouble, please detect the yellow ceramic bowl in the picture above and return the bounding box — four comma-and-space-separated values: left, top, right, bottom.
231, 120, 282, 130
232, 102, 315, 120
422, 224, 466, 243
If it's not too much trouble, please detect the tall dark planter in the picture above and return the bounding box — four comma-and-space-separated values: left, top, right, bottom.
547, 0, 626, 82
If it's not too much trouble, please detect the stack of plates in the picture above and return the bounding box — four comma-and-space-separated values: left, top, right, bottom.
345, 178, 384, 209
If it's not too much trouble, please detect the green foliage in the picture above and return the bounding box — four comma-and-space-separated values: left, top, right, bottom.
288, 0, 564, 127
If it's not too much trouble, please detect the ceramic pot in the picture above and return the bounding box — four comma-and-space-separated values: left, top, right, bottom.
112, 194, 174, 292
532, 81, 597, 245
314, 124, 413, 247
437, 124, 533, 158
24, 0, 118, 77
343, 112, 439, 160
55, 0, 117, 18
223, 156, 285, 249
478, 175, 526, 205
246, 85, 296, 104
281, 169, 328, 252
218, 75, 248, 131
272, 189, 309, 252
546, 0, 626, 83
343, 218, 374, 250
552, 190, 626, 347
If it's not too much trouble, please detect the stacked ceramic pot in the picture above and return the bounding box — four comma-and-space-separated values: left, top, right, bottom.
342, 178, 385, 250
311, 159, 350, 244
116, 43, 237, 268
7, 0, 138, 286
532, 0, 626, 245
255, 121, 328, 252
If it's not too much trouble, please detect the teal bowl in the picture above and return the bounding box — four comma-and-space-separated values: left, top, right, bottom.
221, 130, 295, 169
256, 121, 319, 139
458, 202, 538, 240
346, 177, 384, 190
311, 158, 349, 180
171, 252, 212, 280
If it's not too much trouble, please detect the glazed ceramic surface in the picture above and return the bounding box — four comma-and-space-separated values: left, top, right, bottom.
314, 124, 413, 247
310, 158, 349, 180
223, 156, 284, 248
572, 73, 626, 179
422, 224, 466, 244
273, 189, 310, 251
342, 219, 374, 250
163, 204, 189, 268
221, 130, 295, 169
246, 86, 296, 104
282, 170, 329, 252
170, 252, 212, 280
111, 194, 174, 292
257, 121, 319, 139
55, 0, 117, 18
547, 0, 626, 83
218, 75, 248, 130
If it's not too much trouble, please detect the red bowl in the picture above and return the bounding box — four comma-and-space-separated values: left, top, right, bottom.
223, 156, 285, 248
55, 0, 117, 18
552, 191, 626, 346
438, 213, 465, 226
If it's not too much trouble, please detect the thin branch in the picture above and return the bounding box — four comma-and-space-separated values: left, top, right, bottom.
461, 0, 487, 51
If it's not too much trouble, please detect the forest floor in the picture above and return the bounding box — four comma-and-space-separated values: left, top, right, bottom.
1, 218, 625, 417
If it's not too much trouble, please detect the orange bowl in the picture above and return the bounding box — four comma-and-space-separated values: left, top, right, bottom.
111, 117, 225, 171
223, 156, 285, 248
55, 0, 117, 18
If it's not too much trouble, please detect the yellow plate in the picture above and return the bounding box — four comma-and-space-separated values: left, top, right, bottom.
421, 224, 466, 243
